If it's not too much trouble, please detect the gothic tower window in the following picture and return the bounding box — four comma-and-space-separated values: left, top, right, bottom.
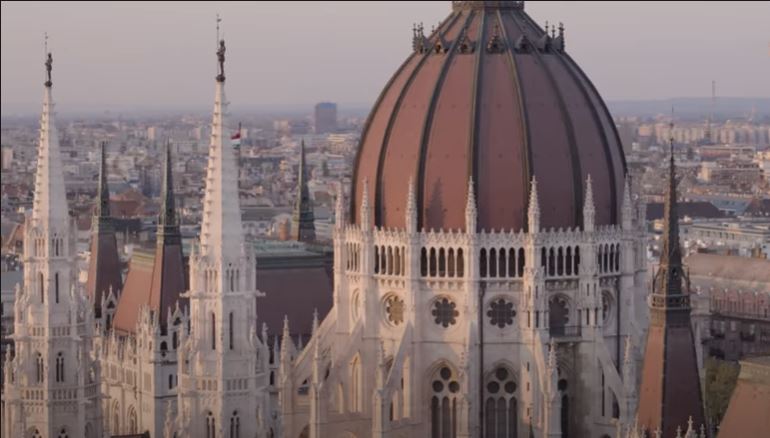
55, 352, 64, 382
36, 352, 44, 383
230, 411, 240, 438
430, 365, 460, 438
211, 313, 216, 350
206, 412, 215, 438
128, 407, 137, 433
55, 272, 59, 303
350, 355, 362, 412
31, 429, 42, 438
229, 311, 234, 350
456, 249, 464, 277
57, 429, 68, 438
484, 366, 518, 438
39, 272, 44, 303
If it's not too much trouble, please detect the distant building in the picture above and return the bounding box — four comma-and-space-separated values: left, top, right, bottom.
314, 101, 337, 134
718, 356, 770, 438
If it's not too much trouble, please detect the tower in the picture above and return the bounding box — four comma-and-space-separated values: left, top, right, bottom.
292, 139, 316, 243
2, 50, 102, 438
176, 38, 270, 438
85, 141, 122, 323
636, 128, 705, 436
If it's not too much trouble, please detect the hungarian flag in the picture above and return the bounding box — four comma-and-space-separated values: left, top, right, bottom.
231, 122, 242, 149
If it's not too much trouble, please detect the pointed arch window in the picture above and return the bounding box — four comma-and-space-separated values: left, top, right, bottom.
55, 272, 60, 303
430, 365, 459, 438
230, 411, 240, 438
32, 429, 42, 438
56, 352, 64, 382
211, 313, 216, 350
350, 355, 362, 412
39, 272, 45, 303
206, 411, 216, 438
484, 366, 518, 438
57, 428, 69, 438
36, 352, 44, 383
229, 311, 234, 350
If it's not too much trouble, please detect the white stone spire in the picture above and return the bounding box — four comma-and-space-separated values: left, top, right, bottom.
32, 58, 69, 234
335, 183, 346, 230
622, 175, 633, 230
527, 176, 540, 233
406, 177, 417, 233
360, 178, 371, 231
583, 174, 595, 232
465, 177, 477, 233
199, 50, 243, 261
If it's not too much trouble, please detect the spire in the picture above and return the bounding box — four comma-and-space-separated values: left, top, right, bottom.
95, 141, 111, 220
199, 38, 243, 260
636, 120, 705, 438
158, 141, 178, 237
527, 176, 540, 233
406, 177, 417, 233
622, 174, 633, 230
292, 139, 316, 242
583, 174, 595, 232
32, 49, 69, 231
360, 178, 371, 231
334, 183, 346, 230
465, 177, 477, 233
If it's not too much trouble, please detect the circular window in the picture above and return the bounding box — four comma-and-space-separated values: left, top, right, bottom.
432, 298, 459, 328
384, 294, 405, 326
486, 366, 517, 398
487, 298, 516, 328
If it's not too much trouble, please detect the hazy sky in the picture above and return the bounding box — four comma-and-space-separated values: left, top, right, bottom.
2, 1, 769, 115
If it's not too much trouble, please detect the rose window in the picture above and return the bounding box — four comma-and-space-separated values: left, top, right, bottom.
432, 298, 459, 327
487, 298, 516, 328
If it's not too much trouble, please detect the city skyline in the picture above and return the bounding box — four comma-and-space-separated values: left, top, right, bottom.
2, 1, 770, 116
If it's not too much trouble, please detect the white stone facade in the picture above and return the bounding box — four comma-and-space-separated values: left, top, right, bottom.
276, 176, 648, 438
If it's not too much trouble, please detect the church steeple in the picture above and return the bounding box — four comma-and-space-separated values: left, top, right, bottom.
86, 141, 123, 318
292, 139, 316, 242
636, 124, 705, 437
158, 141, 179, 243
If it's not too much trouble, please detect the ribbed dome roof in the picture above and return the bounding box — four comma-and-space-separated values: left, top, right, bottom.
351, 0, 626, 231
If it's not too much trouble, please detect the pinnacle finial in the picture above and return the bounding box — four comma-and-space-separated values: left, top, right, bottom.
406, 176, 417, 232
96, 141, 111, 219
528, 175, 540, 233
311, 308, 319, 335
465, 177, 477, 233
360, 178, 371, 229
335, 182, 346, 229
583, 174, 595, 232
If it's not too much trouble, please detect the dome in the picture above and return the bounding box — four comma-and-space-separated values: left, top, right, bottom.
350, 1, 626, 232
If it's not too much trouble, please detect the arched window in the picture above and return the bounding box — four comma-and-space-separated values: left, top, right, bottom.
565, 247, 572, 276
395, 247, 401, 276
480, 249, 487, 278
229, 311, 234, 350
57, 428, 68, 438
169, 374, 174, 389
429, 248, 437, 277
128, 407, 137, 434
561, 394, 569, 438
31, 428, 42, 438
36, 352, 44, 383
430, 365, 459, 438
421, 248, 428, 276
518, 248, 525, 277
614, 244, 620, 272
508, 249, 516, 278
489, 248, 497, 278
211, 313, 216, 350
173, 330, 178, 349
438, 248, 446, 277
498, 248, 506, 278
113, 403, 121, 435
374, 246, 380, 274
485, 366, 518, 438
548, 248, 556, 277
388, 247, 394, 275
39, 272, 45, 303
574, 247, 580, 275
350, 355, 362, 412
448, 248, 455, 277
230, 411, 240, 438
55, 272, 60, 303
557, 247, 564, 276
56, 352, 64, 382
456, 249, 464, 278
206, 412, 215, 438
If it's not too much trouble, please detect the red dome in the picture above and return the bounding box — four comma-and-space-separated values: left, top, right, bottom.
351, 1, 626, 231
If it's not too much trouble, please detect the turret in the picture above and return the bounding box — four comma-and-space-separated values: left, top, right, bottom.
464, 178, 476, 234
527, 176, 540, 234
583, 174, 595, 233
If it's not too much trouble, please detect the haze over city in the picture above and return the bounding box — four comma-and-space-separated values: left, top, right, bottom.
2, 1, 769, 115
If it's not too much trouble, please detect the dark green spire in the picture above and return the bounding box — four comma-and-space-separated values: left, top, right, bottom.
292, 139, 316, 242
95, 141, 112, 224
158, 142, 180, 244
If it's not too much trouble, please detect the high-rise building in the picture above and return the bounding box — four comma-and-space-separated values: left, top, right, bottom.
314, 102, 337, 134
292, 139, 316, 242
